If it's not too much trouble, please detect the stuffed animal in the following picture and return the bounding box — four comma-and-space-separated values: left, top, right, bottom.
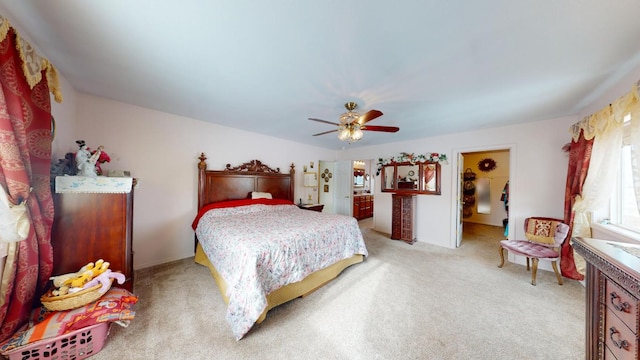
49, 259, 112, 295
82, 269, 125, 293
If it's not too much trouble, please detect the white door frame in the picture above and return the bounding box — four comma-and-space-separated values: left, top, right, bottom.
334, 160, 353, 216
456, 153, 464, 247
450, 144, 516, 248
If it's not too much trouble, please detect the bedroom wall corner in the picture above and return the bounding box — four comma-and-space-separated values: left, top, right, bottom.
75, 94, 337, 270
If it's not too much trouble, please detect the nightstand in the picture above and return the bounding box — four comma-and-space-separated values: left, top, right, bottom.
298, 203, 324, 212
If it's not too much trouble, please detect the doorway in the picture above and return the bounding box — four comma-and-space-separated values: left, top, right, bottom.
318, 160, 353, 216
455, 148, 511, 247
319, 159, 375, 229
353, 159, 374, 229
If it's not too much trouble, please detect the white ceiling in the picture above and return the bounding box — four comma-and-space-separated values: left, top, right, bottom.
1, 1, 640, 149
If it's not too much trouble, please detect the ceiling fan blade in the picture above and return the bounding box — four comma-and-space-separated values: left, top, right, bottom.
362, 125, 399, 133
308, 118, 340, 126
357, 109, 383, 124
312, 129, 339, 136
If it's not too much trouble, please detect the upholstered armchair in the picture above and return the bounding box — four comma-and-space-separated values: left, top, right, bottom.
498, 217, 570, 285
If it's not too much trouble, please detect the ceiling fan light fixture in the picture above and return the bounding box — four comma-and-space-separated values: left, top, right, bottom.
351, 128, 364, 142
339, 111, 360, 125
336, 123, 363, 142
338, 126, 351, 141
344, 102, 357, 111
351, 125, 363, 141
309, 101, 396, 143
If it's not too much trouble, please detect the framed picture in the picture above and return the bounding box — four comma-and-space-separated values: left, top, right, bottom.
324, 184, 329, 192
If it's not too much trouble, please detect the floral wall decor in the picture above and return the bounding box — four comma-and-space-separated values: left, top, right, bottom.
320, 168, 332, 182
376, 152, 448, 176
477, 158, 497, 172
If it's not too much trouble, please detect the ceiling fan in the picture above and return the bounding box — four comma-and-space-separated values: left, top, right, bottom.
308, 102, 399, 142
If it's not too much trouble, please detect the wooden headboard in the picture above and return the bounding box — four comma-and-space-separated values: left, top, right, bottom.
197, 153, 295, 210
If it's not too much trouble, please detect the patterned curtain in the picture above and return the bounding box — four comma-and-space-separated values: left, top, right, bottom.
562, 130, 593, 280
0, 28, 55, 341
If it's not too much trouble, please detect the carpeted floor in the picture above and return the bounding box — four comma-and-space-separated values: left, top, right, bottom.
90, 221, 585, 359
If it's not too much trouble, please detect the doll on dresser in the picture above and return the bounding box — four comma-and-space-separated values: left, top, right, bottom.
75, 140, 103, 177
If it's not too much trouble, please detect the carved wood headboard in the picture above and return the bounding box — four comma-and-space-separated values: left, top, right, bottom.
197, 153, 295, 210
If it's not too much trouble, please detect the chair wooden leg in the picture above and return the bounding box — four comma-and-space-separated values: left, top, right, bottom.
531, 258, 538, 286
526, 257, 530, 271
498, 246, 505, 268
551, 260, 563, 285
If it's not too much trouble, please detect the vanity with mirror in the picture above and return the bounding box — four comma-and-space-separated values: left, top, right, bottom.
380, 161, 441, 195
353, 167, 373, 220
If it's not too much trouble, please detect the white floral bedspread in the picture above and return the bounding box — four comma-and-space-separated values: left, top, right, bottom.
195, 204, 367, 340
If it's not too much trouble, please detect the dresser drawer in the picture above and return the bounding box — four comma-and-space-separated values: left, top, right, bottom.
604, 306, 638, 360
605, 278, 638, 333
604, 344, 617, 360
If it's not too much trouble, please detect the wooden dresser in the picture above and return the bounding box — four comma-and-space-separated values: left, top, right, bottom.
573, 237, 640, 360
51, 178, 135, 292
353, 194, 373, 220
391, 193, 416, 244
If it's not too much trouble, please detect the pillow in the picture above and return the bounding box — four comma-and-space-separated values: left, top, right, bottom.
251, 191, 272, 199
191, 198, 294, 229
525, 219, 560, 245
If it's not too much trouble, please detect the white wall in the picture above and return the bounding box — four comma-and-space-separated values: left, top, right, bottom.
56, 94, 336, 269
342, 115, 576, 249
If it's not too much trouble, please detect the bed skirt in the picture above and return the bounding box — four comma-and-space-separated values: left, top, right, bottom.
194, 243, 364, 324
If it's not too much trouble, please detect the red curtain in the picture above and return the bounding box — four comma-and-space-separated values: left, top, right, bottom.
562, 130, 593, 281
0, 29, 54, 341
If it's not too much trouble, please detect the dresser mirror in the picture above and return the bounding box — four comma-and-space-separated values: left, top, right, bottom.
382, 165, 396, 191
381, 162, 441, 195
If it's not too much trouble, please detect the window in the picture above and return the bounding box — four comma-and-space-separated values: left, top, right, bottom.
609, 114, 640, 232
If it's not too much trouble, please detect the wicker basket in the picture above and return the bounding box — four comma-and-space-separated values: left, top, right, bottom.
40, 279, 113, 311
463, 168, 476, 181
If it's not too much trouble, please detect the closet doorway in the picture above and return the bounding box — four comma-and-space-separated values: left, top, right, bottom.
456, 148, 510, 247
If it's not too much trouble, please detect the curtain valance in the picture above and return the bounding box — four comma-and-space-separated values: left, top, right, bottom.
569, 84, 640, 141
0, 16, 63, 103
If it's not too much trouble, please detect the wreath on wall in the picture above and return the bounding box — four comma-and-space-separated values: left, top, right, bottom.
477, 158, 497, 172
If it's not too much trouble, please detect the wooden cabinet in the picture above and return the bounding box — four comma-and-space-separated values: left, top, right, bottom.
391, 194, 416, 244
353, 195, 373, 220
51, 188, 134, 292
573, 237, 640, 360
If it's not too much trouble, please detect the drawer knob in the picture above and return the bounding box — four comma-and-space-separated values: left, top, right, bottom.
609, 327, 630, 350
610, 292, 632, 313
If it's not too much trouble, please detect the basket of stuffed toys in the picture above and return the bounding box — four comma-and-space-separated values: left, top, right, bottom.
41, 259, 124, 311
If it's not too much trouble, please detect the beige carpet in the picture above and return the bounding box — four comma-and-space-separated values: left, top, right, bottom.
91, 222, 585, 359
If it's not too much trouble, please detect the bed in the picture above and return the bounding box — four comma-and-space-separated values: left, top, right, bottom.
191, 153, 368, 339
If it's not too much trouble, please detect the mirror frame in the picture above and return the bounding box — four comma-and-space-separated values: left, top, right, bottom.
380, 161, 441, 195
